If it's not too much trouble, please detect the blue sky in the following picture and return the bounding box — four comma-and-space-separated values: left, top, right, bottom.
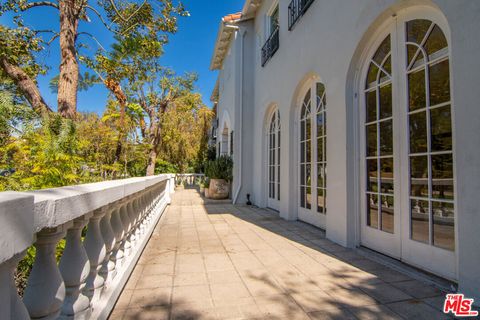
0, 0, 244, 113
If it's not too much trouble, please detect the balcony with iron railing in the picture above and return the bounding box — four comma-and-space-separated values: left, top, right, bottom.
261, 27, 280, 67
288, 0, 315, 30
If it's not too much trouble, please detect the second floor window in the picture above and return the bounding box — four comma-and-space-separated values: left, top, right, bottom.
269, 5, 279, 36
262, 3, 280, 67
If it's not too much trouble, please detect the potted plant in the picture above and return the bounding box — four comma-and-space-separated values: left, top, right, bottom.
202, 179, 210, 197
204, 155, 233, 200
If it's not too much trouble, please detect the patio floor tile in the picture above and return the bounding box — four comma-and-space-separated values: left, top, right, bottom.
109, 189, 450, 320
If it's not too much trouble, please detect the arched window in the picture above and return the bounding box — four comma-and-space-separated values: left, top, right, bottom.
316, 83, 327, 214
268, 109, 281, 205
360, 14, 455, 278
364, 34, 394, 232
300, 90, 312, 210
298, 82, 327, 228
405, 19, 453, 250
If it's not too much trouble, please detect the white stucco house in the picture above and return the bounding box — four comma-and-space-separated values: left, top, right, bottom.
210, 0, 480, 304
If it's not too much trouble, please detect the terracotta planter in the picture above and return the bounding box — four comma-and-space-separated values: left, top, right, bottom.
208, 179, 229, 199
204, 188, 210, 198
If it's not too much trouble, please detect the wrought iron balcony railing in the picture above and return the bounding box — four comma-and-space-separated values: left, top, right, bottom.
288, 0, 315, 30
261, 27, 280, 67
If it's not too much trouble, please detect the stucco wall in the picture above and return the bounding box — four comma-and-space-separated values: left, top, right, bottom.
214, 0, 480, 301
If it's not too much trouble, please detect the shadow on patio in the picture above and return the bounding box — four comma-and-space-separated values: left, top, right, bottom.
108, 188, 453, 320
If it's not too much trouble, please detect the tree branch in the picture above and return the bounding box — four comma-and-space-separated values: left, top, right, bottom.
47, 33, 60, 45
84, 5, 120, 35
77, 32, 106, 51
21, 1, 59, 10
108, 0, 147, 23
0, 57, 53, 115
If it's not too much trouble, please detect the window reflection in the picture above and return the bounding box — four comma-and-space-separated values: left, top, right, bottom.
411, 199, 430, 244
433, 201, 455, 251
406, 19, 454, 251
364, 34, 394, 233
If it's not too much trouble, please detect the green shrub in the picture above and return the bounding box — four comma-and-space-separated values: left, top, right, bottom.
154, 159, 178, 174
203, 178, 210, 188
205, 155, 233, 181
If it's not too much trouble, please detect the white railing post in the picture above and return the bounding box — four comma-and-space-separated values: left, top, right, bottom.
119, 201, 132, 259
139, 193, 148, 234
24, 227, 67, 320
100, 206, 116, 286
126, 200, 137, 249
110, 204, 125, 270
133, 197, 142, 242
84, 208, 106, 302
59, 215, 91, 319
0, 192, 34, 320
0, 252, 30, 320
165, 179, 172, 205
170, 175, 175, 194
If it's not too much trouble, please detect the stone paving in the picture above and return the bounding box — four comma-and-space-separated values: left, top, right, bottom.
109, 188, 453, 320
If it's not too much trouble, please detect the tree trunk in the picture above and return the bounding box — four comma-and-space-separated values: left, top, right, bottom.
145, 122, 162, 176
146, 148, 157, 176
57, 0, 79, 119
0, 57, 52, 115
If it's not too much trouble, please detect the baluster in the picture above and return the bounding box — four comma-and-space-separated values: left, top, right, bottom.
138, 194, 147, 235
126, 199, 137, 248
119, 202, 132, 259
148, 190, 155, 215
84, 208, 106, 302
144, 192, 152, 225
168, 178, 173, 204
99, 206, 116, 286
24, 227, 67, 320
133, 197, 142, 241
110, 204, 125, 270
59, 216, 91, 319
151, 189, 158, 216
0, 251, 30, 319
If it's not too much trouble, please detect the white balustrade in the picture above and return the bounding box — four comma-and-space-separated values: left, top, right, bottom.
24, 227, 67, 319
99, 207, 116, 285
59, 215, 91, 319
84, 207, 107, 302
109, 205, 124, 274
175, 173, 206, 188
0, 192, 34, 320
119, 202, 132, 259
0, 174, 175, 320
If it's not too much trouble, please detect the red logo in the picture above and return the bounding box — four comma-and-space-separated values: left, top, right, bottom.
443, 294, 478, 317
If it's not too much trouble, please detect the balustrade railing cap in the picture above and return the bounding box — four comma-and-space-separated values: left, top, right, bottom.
0, 192, 35, 263
23, 174, 172, 232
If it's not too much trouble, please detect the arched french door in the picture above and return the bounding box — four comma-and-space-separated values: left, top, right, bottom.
360, 9, 456, 280
267, 109, 281, 210
298, 82, 327, 229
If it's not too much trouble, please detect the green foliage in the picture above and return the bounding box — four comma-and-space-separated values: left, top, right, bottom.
206, 145, 217, 161
205, 155, 233, 181
0, 25, 46, 78
203, 179, 210, 188
49, 72, 100, 93
154, 159, 178, 174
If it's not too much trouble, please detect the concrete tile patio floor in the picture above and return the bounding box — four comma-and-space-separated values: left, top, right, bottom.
109, 189, 453, 320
